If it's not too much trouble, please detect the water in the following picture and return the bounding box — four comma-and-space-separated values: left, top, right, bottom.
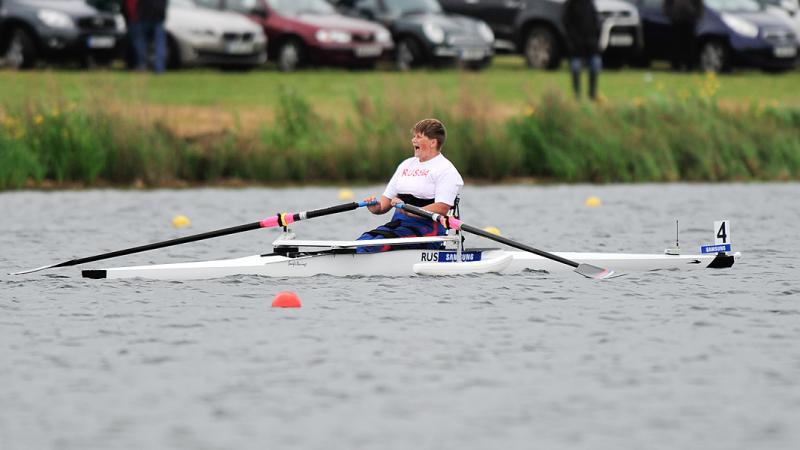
1, 184, 799, 450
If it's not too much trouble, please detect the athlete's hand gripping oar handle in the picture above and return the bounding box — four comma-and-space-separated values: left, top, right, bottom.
11, 200, 378, 275
395, 203, 616, 280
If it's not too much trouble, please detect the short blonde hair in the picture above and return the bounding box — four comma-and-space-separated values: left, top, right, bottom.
412, 118, 446, 150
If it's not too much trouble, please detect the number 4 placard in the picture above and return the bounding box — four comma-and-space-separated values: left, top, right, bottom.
714, 220, 731, 245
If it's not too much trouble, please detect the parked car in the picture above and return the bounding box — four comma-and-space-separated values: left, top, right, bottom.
163, 0, 267, 70
0, 0, 126, 69
634, 0, 798, 72
331, 0, 495, 70
758, 0, 800, 44
200, 0, 394, 71
438, 0, 643, 69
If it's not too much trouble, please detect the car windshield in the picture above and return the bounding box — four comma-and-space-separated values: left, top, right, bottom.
85, 0, 120, 12
756, 0, 795, 7
171, 0, 198, 8
385, 0, 443, 15
266, 0, 336, 15
705, 0, 762, 12
225, 0, 261, 13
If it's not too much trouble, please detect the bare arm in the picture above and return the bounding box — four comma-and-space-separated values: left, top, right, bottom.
366, 196, 393, 215
368, 196, 452, 217
386, 198, 451, 218
423, 202, 452, 217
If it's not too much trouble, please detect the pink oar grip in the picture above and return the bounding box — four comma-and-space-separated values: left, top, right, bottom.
260, 213, 296, 228
260, 216, 279, 228
440, 216, 462, 230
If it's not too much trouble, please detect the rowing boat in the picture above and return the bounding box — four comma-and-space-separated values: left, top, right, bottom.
13, 200, 739, 281
81, 234, 739, 280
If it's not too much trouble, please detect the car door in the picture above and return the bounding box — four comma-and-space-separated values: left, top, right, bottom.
439, 0, 482, 17
480, 0, 524, 40
348, 0, 396, 30
637, 0, 673, 60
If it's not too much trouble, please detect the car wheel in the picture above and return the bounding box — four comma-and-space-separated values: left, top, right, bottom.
4, 28, 38, 70
699, 40, 730, 73
395, 37, 423, 71
166, 36, 182, 70
524, 26, 559, 70
278, 40, 304, 72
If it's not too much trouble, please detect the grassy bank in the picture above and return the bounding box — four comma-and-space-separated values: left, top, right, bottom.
1, 70, 798, 189
2, 56, 800, 134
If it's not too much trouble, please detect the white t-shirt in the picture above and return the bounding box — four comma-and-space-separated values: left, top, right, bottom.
383, 154, 464, 205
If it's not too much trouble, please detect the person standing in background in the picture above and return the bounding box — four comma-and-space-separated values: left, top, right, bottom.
133, 0, 169, 73
562, 0, 602, 100
122, 0, 139, 69
663, 0, 704, 71
123, 0, 138, 24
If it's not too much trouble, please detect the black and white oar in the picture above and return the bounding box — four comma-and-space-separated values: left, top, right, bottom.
11, 200, 377, 275
396, 203, 617, 280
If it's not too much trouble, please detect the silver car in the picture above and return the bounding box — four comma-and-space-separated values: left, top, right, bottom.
166, 0, 267, 69
596, 0, 645, 68
0, 0, 126, 69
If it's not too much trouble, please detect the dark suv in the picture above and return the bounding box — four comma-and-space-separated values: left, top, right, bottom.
634, 0, 798, 72
0, 0, 126, 69
331, 0, 495, 70
439, 0, 643, 69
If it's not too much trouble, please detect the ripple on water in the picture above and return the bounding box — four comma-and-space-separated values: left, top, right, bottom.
2, 185, 800, 450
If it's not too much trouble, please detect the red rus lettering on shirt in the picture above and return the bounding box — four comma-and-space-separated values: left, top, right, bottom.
401, 169, 430, 177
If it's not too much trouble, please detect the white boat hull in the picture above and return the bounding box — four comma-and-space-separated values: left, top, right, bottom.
82, 248, 740, 280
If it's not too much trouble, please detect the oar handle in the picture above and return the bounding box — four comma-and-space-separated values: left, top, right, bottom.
13, 200, 378, 275
258, 200, 375, 228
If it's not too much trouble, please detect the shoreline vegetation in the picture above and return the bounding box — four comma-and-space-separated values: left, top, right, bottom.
1, 69, 799, 190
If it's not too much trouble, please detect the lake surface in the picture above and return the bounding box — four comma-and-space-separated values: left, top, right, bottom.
1, 184, 799, 450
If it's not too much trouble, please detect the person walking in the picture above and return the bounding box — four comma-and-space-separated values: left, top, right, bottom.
356, 119, 463, 254
133, 0, 169, 73
663, 0, 704, 71
562, 0, 602, 100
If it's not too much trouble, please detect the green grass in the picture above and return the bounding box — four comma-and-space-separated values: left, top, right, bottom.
1, 57, 799, 189
1, 56, 799, 116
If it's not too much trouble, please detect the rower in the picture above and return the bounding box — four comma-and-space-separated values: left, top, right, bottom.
356, 118, 464, 253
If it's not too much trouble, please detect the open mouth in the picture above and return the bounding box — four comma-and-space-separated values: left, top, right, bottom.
413, 145, 420, 151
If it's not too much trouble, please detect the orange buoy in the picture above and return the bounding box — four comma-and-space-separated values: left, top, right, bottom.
272, 291, 301, 308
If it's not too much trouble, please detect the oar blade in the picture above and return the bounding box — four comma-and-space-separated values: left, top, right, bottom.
10, 264, 61, 276
575, 263, 619, 280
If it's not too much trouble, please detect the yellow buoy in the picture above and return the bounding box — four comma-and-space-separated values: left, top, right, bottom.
337, 188, 354, 201
585, 196, 602, 207
483, 226, 502, 236
171, 215, 191, 228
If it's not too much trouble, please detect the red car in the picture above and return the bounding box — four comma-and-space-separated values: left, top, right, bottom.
209, 0, 394, 71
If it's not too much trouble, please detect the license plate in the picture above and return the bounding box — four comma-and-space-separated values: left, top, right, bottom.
225, 41, 254, 54
87, 36, 115, 49
460, 48, 484, 61
774, 46, 797, 58
609, 34, 634, 47
354, 45, 382, 58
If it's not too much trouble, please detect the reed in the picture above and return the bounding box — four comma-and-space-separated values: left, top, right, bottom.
1, 76, 799, 189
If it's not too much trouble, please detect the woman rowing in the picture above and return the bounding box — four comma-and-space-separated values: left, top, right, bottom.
357, 118, 464, 253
